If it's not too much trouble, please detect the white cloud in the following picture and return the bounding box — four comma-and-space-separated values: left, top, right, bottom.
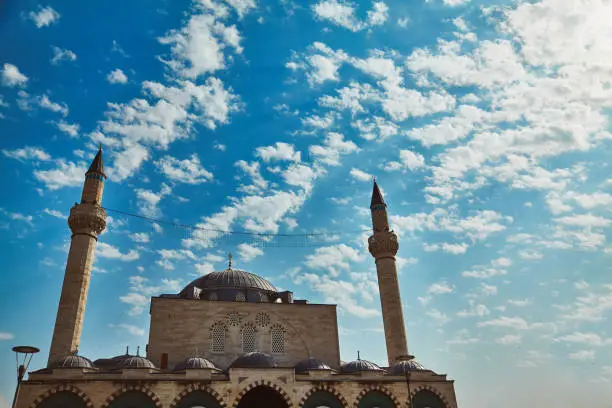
423, 242, 469, 255
110, 323, 145, 336
97, 242, 140, 261
0, 332, 14, 340
155, 154, 213, 184
2, 146, 51, 162
237, 243, 264, 262
312, 0, 389, 32
256, 142, 301, 162
29, 6, 60, 28
0, 208, 34, 226
427, 281, 454, 295
51, 46, 76, 65
1, 63, 28, 87
496, 334, 522, 345
568, 350, 595, 361
442, 0, 471, 6
426, 309, 450, 325
309, 132, 359, 166
43, 208, 66, 219
129, 233, 150, 243
107, 69, 128, 84
555, 214, 611, 228
135, 183, 172, 218
56, 120, 79, 137
34, 160, 86, 190
120, 276, 183, 315
350, 168, 372, 182
557, 332, 612, 347
305, 244, 364, 276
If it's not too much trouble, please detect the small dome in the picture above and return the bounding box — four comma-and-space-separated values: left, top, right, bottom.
341, 358, 385, 374
174, 357, 218, 371
120, 355, 156, 369
51, 354, 94, 369
229, 352, 277, 369
390, 359, 427, 375
295, 357, 332, 374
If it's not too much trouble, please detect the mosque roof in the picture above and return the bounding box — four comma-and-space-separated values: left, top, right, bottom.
389, 358, 427, 375
340, 357, 386, 374
174, 357, 219, 371
180, 267, 277, 297
229, 352, 278, 369
120, 355, 157, 369
50, 354, 94, 369
294, 357, 332, 374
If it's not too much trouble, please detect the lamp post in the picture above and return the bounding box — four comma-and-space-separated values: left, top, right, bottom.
11, 346, 39, 408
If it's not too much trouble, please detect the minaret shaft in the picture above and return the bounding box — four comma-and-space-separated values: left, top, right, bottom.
48, 149, 106, 366
368, 181, 409, 366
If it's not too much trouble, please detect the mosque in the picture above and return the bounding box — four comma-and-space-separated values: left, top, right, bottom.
13, 148, 459, 408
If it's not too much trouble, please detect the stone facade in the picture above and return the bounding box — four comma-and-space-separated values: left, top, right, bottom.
147, 298, 340, 370
15, 154, 459, 408
17, 367, 458, 408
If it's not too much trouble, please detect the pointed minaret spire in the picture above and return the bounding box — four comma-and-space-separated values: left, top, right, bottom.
86, 145, 106, 178
370, 179, 386, 208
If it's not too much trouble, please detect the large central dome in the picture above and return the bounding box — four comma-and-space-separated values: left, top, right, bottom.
179, 267, 278, 303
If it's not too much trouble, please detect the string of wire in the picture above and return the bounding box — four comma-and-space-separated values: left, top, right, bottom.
102, 207, 372, 237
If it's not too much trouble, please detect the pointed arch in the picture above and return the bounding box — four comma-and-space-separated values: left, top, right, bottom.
103, 384, 162, 408
30, 385, 93, 408
233, 380, 292, 408
170, 384, 226, 408
299, 385, 348, 408
354, 385, 399, 408
410, 385, 450, 408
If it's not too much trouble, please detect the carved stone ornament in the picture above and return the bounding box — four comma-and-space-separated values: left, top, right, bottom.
68, 204, 107, 237
368, 231, 399, 257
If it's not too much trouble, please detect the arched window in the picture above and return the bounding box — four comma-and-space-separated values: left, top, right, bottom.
271, 324, 285, 353
208, 292, 218, 301
242, 324, 256, 353
210, 323, 226, 353
235, 292, 246, 302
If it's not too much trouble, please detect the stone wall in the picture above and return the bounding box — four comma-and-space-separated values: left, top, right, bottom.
147, 298, 341, 370
15, 368, 458, 408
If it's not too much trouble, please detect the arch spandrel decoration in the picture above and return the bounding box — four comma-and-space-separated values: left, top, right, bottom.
299, 385, 348, 408
103, 384, 162, 408
410, 385, 450, 408
30, 385, 93, 408
170, 384, 226, 408
353, 385, 400, 408
232, 380, 293, 408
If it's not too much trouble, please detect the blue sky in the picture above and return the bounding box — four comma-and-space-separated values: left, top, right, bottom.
1, 0, 612, 406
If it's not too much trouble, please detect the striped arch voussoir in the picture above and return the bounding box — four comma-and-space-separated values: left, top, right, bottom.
169, 384, 226, 408
233, 380, 293, 408
353, 384, 400, 408
410, 385, 450, 408
299, 384, 348, 408
30, 384, 94, 408
103, 384, 162, 408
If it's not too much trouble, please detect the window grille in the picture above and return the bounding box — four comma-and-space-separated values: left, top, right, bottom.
271, 324, 285, 353
226, 312, 241, 327
235, 292, 246, 302
242, 324, 256, 353
208, 292, 217, 301
210, 323, 226, 353
259, 292, 269, 303
255, 312, 270, 327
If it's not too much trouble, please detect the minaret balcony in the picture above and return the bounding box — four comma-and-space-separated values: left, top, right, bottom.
68, 204, 107, 238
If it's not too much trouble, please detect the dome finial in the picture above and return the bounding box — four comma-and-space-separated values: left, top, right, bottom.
357, 350, 361, 360
228, 252, 233, 270
125, 346, 129, 355
136, 346, 140, 356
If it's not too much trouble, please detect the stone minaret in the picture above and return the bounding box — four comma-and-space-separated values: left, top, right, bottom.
368, 180, 409, 366
48, 147, 107, 366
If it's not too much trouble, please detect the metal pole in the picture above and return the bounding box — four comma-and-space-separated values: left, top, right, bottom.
11, 365, 25, 408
